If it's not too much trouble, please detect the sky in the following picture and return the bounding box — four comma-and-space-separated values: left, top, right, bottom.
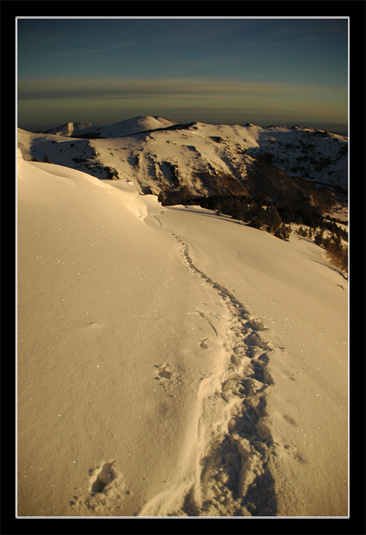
17, 17, 349, 133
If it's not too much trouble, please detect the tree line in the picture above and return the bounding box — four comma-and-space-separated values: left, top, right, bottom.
159, 191, 348, 273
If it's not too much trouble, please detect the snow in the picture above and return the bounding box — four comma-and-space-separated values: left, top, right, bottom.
245, 125, 348, 190
96, 115, 177, 138
18, 117, 348, 199
46, 121, 99, 137
17, 139, 348, 517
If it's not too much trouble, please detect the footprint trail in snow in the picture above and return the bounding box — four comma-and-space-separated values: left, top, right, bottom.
155, 215, 278, 516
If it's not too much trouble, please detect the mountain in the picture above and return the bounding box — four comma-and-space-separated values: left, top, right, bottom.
244, 124, 348, 190
96, 115, 177, 138
46, 116, 178, 138
45, 121, 99, 137
18, 117, 348, 218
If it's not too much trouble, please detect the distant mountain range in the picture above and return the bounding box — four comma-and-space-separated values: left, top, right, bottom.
45, 116, 177, 138
18, 115, 348, 216
45, 121, 100, 137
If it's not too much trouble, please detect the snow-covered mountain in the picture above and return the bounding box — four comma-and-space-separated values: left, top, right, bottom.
44, 116, 177, 139
245, 124, 348, 190
18, 117, 348, 214
96, 115, 177, 138
45, 121, 99, 137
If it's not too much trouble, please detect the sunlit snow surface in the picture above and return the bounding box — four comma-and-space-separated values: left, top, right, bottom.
17, 139, 348, 517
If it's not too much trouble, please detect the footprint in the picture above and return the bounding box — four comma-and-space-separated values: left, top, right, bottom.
250, 361, 274, 386
90, 461, 116, 493
70, 460, 127, 514
245, 319, 268, 331
244, 332, 269, 350
154, 364, 174, 382
154, 363, 182, 393
154, 363, 174, 380
257, 352, 270, 366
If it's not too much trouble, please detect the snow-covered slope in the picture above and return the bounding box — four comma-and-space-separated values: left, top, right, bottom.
19, 117, 348, 197
96, 115, 177, 138
245, 124, 348, 190
18, 116, 348, 242
17, 149, 348, 517
46, 121, 99, 137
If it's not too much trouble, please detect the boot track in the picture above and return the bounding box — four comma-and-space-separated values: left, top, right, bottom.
155, 215, 278, 516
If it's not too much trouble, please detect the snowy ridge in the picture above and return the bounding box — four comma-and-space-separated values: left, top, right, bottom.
245, 125, 348, 190
44, 116, 177, 139
96, 115, 177, 138
46, 121, 100, 137
19, 116, 348, 195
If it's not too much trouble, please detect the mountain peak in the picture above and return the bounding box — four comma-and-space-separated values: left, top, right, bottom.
97, 116, 177, 138
46, 121, 99, 137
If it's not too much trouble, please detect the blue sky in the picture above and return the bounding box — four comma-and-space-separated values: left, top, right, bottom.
17, 17, 348, 132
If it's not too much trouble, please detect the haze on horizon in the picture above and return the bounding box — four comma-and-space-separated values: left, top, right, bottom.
17, 17, 348, 134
